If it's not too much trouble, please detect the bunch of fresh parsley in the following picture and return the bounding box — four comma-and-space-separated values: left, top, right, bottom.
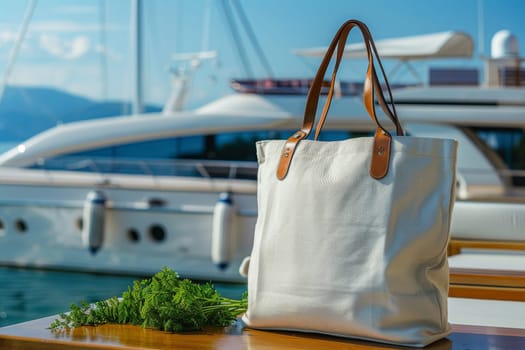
50, 267, 247, 332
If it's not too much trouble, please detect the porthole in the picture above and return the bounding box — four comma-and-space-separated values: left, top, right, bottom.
149, 224, 166, 242
147, 198, 167, 207
0, 219, 5, 235
76, 217, 83, 231
15, 219, 27, 233
127, 228, 140, 243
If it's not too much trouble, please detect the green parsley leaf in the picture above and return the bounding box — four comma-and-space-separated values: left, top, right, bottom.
49, 267, 247, 332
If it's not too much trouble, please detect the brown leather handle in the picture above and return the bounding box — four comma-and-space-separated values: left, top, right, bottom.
314, 23, 403, 140
359, 23, 404, 136
276, 20, 403, 180
304, 20, 404, 141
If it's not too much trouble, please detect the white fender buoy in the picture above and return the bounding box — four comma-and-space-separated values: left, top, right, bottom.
82, 190, 106, 254
211, 192, 236, 270
455, 172, 468, 200
239, 256, 250, 278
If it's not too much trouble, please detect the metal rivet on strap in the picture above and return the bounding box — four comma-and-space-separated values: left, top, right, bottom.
294, 133, 301, 139
377, 145, 385, 156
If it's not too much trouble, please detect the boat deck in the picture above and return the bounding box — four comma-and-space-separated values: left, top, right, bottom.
2, 298, 525, 350
3, 240, 525, 350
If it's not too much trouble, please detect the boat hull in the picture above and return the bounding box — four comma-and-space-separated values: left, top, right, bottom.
0, 166, 524, 282
0, 168, 257, 282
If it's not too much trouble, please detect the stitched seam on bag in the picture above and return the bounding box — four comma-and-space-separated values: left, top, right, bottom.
260, 140, 457, 158
435, 155, 457, 330
286, 152, 457, 161
262, 150, 457, 160
275, 143, 457, 159
426, 252, 448, 331
424, 162, 456, 330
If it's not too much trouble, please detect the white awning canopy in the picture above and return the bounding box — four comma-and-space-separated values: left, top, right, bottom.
294, 31, 474, 60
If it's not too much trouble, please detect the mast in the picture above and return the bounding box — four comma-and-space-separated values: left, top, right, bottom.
0, 0, 37, 102
130, 0, 143, 115
477, 0, 485, 57
98, 0, 108, 100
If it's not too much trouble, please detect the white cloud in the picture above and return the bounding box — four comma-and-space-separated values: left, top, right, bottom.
30, 20, 125, 33
0, 31, 18, 47
0, 30, 33, 56
8, 62, 126, 101
69, 36, 90, 59
39, 34, 90, 60
7, 60, 171, 105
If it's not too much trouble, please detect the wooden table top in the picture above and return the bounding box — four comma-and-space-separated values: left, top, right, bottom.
1, 316, 525, 350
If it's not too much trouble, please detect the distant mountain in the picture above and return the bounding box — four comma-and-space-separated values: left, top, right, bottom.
0, 86, 161, 141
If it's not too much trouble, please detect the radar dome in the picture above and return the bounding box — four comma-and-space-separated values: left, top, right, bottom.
491, 30, 519, 58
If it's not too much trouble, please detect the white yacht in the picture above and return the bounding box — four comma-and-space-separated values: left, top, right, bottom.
0, 31, 523, 282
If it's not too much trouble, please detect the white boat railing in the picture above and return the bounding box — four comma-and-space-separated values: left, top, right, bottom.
32, 157, 259, 180
32, 157, 525, 183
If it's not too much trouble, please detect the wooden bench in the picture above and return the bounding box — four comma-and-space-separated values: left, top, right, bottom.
448, 238, 525, 301
449, 267, 525, 301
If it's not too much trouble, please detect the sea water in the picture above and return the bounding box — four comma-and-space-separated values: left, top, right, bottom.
0, 267, 246, 327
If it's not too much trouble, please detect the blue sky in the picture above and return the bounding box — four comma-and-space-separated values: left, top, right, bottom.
0, 0, 524, 108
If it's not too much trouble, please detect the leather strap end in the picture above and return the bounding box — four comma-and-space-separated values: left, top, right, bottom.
370, 128, 392, 179
277, 131, 306, 180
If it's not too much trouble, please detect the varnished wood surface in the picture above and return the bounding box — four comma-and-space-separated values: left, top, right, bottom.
450, 267, 525, 288
2, 315, 525, 350
449, 284, 525, 301
449, 267, 525, 301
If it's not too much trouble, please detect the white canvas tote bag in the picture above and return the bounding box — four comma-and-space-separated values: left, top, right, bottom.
242, 20, 458, 347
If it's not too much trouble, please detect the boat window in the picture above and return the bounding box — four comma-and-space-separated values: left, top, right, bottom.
468, 127, 525, 186
32, 130, 366, 179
